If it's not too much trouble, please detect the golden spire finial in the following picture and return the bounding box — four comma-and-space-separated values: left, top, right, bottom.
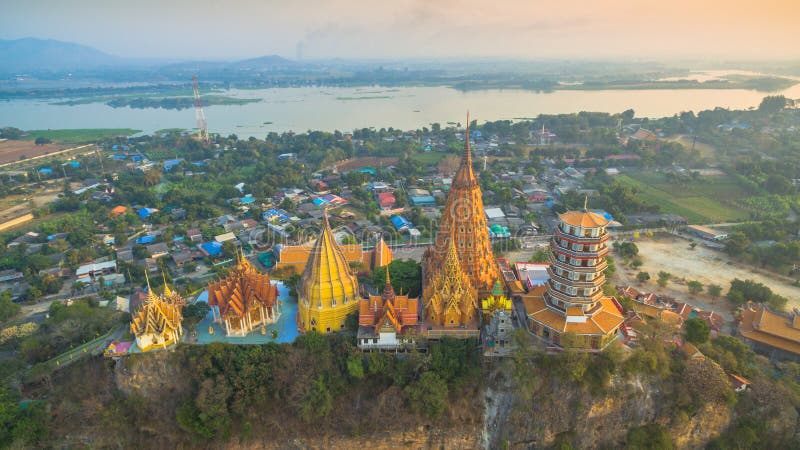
464, 111, 471, 163
162, 271, 172, 297
145, 270, 158, 303
385, 264, 391, 284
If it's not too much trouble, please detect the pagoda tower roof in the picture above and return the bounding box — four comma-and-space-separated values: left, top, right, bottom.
558, 197, 610, 228
207, 250, 277, 320
558, 210, 609, 228
426, 112, 500, 293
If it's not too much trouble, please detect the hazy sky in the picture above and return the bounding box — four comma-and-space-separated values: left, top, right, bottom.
2, 0, 799, 60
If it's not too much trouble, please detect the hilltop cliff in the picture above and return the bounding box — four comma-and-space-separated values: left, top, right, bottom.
25, 334, 800, 449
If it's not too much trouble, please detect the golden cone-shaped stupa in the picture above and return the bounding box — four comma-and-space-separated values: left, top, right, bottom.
297, 210, 359, 333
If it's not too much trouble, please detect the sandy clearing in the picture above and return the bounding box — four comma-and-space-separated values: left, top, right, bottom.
618, 235, 800, 310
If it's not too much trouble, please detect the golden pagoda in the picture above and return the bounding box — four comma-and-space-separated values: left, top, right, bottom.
525, 204, 624, 350
423, 238, 479, 331
207, 250, 280, 336
481, 280, 512, 318
130, 273, 184, 352
358, 266, 419, 349
423, 113, 500, 298
297, 211, 360, 333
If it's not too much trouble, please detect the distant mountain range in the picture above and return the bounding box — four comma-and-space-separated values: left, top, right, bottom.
0, 38, 121, 73
0, 37, 295, 76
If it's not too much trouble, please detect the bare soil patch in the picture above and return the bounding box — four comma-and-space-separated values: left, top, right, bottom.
0, 140, 71, 165
613, 234, 800, 311
334, 156, 399, 172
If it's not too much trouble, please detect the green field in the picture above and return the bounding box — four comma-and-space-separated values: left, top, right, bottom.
616, 171, 753, 224
24, 128, 141, 144
410, 151, 448, 164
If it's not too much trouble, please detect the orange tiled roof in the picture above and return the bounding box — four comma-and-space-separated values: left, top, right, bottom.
522, 295, 548, 316
559, 210, 609, 228
530, 307, 569, 332
739, 303, 800, 355
566, 306, 583, 316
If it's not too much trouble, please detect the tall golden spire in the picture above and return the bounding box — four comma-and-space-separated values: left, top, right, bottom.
425, 110, 499, 294
145, 270, 158, 303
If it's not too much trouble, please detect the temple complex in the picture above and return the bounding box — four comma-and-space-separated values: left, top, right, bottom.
130, 275, 184, 352
423, 115, 500, 296
421, 116, 500, 337
357, 266, 419, 350
207, 251, 280, 336
297, 211, 360, 333
524, 206, 624, 350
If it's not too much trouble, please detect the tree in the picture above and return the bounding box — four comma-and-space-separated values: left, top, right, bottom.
372, 259, 421, 298
626, 424, 674, 450
764, 174, 794, 195
529, 249, 551, 263
405, 371, 448, 419
34, 137, 51, 145
687, 280, 704, 295
684, 317, 710, 344
636, 271, 650, 283
0, 290, 20, 322
707, 284, 722, 298
758, 95, 787, 113
0, 127, 23, 139
615, 241, 639, 259
725, 231, 750, 256
656, 272, 672, 292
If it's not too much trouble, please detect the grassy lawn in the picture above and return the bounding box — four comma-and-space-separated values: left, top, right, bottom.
667, 135, 717, 158
24, 128, 141, 144
410, 151, 448, 165
616, 171, 752, 224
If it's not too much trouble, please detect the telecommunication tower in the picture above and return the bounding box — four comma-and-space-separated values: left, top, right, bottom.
192, 76, 209, 143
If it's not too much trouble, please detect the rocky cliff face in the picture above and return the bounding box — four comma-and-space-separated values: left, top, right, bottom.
482, 369, 732, 449
102, 350, 795, 450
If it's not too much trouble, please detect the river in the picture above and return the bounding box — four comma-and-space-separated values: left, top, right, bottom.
1, 83, 799, 137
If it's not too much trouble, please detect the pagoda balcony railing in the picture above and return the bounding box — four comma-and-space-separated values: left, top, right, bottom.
546, 268, 605, 288
551, 241, 610, 259
554, 226, 611, 244
546, 284, 604, 305
550, 256, 608, 273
